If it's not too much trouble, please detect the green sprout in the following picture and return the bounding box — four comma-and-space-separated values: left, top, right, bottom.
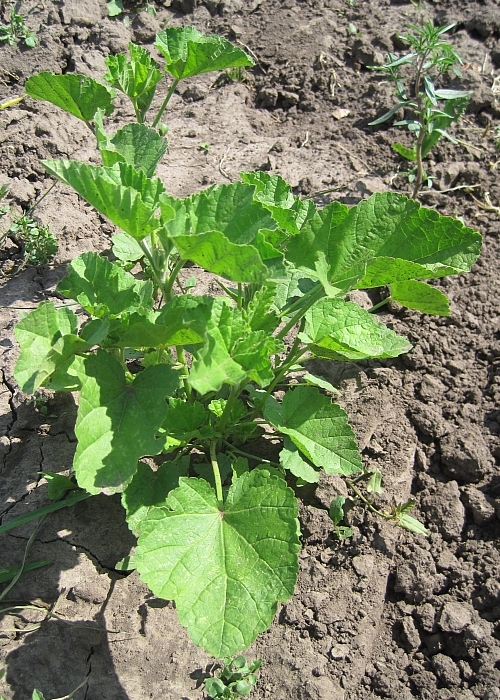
369, 21, 471, 198
0, 3, 37, 47
205, 656, 262, 699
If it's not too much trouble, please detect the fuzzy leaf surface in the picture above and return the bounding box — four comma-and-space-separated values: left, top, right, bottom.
122, 459, 189, 536
285, 193, 481, 290
14, 302, 78, 394
301, 298, 411, 361
42, 160, 172, 241
134, 469, 300, 657
390, 280, 451, 315
74, 351, 179, 494
104, 43, 162, 119
264, 386, 362, 475
189, 301, 282, 394
99, 123, 168, 177
25, 72, 115, 122
57, 252, 153, 318
155, 26, 254, 80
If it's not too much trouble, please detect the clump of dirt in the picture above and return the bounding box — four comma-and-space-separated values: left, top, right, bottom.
0, 1, 499, 699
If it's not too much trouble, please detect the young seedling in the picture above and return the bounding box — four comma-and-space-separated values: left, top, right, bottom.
11, 28, 481, 672
205, 656, 262, 699
0, 3, 36, 47
369, 21, 471, 198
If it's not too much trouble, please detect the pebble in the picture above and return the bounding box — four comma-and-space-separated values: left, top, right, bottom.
438, 601, 474, 633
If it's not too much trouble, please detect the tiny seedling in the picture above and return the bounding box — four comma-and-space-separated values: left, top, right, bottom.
205, 656, 262, 699
12, 26, 481, 677
369, 21, 471, 198
0, 3, 36, 47
9, 213, 58, 266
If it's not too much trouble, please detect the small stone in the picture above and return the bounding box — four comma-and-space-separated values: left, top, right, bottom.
257, 87, 278, 108
415, 603, 437, 633
132, 12, 160, 44
421, 481, 465, 541
438, 602, 474, 633
330, 644, 350, 661
461, 486, 497, 525
398, 617, 422, 652
431, 654, 461, 686
352, 554, 375, 578
183, 84, 209, 102
440, 427, 492, 483
279, 90, 300, 108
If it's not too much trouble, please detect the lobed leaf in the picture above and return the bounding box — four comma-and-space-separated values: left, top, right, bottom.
73, 350, 179, 494
99, 122, 168, 178
14, 302, 78, 394
25, 72, 114, 123
42, 160, 173, 241
264, 386, 363, 475
301, 297, 411, 361
134, 469, 300, 657
104, 43, 163, 120
155, 26, 254, 80
389, 279, 451, 315
57, 252, 153, 318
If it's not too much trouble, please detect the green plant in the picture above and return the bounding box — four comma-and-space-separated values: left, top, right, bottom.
1, 187, 58, 270
0, 3, 36, 47
205, 656, 262, 699
369, 21, 471, 197
12, 28, 481, 668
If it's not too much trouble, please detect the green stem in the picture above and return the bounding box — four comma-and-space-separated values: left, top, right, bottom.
217, 385, 241, 435
26, 181, 57, 217
176, 346, 193, 402
152, 78, 180, 129
210, 440, 224, 506
237, 283, 243, 310
222, 441, 281, 469
368, 296, 391, 313
345, 478, 389, 520
139, 238, 168, 297
277, 282, 323, 320
164, 257, 185, 301
411, 118, 426, 199
277, 286, 324, 341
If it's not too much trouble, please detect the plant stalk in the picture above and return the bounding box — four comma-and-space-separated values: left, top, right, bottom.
276, 286, 324, 341
210, 440, 224, 506
152, 78, 180, 128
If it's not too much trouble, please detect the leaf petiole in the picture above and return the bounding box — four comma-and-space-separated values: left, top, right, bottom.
210, 440, 224, 506
152, 78, 180, 129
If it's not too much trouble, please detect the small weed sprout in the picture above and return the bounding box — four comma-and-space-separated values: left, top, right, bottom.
9, 214, 58, 266
205, 656, 262, 699
369, 21, 471, 198
0, 3, 36, 47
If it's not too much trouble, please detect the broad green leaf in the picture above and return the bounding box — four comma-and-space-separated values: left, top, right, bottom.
46, 354, 86, 392
189, 301, 282, 394
280, 437, 319, 483
264, 386, 362, 475
42, 160, 172, 241
245, 285, 279, 333
39, 471, 78, 501
163, 399, 211, 442
168, 182, 278, 282
104, 43, 163, 120
355, 256, 460, 288
57, 252, 153, 318
241, 171, 317, 235
172, 229, 267, 283
32, 691, 45, 700
272, 264, 318, 314
99, 123, 168, 178
122, 458, 189, 536
74, 351, 179, 494
25, 72, 114, 123
107, 0, 123, 16
390, 280, 451, 315
286, 193, 481, 291
14, 302, 78, 394
31, 334, 90, 392
116, 294, 212, 349
301, 297, 411, 361
155, 26, 254, 80
396, 513, 430, 536
366, 469, 383, 494
134, 469, 300, 657
302, 372, 340, 395
112, 232, 145, 262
